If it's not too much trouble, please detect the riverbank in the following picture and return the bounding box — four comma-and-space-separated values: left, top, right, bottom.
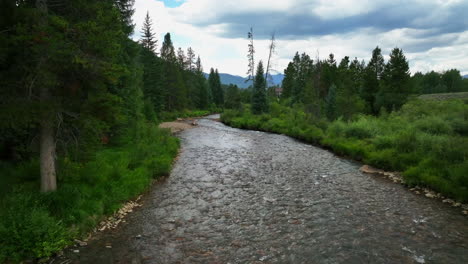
221, 99, 468, 204
0, 123, 179, 263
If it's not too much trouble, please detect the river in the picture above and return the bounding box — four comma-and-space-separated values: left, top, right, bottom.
60, 114, 468, 264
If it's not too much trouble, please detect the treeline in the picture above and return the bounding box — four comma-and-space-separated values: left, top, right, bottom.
0, 0, 217, 261
279, 47, 468, 120
412, 69, 467, 94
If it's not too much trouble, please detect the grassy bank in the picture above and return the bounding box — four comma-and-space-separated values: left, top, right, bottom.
221, 99, 468, 202
0, 123, 179, 262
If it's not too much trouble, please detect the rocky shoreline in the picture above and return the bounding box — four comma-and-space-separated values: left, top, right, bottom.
359, 164, 468, 215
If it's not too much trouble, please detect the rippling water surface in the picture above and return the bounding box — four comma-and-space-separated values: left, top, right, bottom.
61, 115, 468, 264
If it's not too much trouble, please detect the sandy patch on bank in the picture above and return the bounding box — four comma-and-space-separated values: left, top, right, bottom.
159, 120, 197, 133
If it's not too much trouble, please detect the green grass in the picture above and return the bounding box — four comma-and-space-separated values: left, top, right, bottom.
0, 123, 179, 262
222, 99, 468, 202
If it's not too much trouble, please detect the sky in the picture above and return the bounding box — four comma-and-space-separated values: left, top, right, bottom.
132, 0, 468, 77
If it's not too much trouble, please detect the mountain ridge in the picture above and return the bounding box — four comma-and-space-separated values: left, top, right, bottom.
204, 72, 284, 88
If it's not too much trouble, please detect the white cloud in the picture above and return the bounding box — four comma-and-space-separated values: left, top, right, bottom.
133, 0, 468, 76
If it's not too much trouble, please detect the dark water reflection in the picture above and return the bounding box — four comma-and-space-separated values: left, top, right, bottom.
61, 115, 467, 264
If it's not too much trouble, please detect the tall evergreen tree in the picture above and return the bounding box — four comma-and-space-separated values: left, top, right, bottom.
349, 57, 364, 93
208, 69, 223, 107
161, 33, 176, 62
325, 84, 337, 120
116, 0, 136, 35
215, 69, 224, 106
281, 62, 295, 99
208, 68, 217, 106
140, 11, 157, 53
251, 61, 268, 114
195, 56, 203, 73
362, 46, 385, 114
176, 47, 186, 69
376, 48, 410, 112
186, 47, 196, 71
293, 53, 313, 103
194, 57, 209, 108
225, 84, 241, 109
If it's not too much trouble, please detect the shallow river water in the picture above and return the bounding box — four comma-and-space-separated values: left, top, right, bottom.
61, 115, 467, 264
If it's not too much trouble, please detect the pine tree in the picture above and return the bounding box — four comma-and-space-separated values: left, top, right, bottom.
362, 46, 385, 114
161, 33, 176, 62
176, 47, 186, 69
225, 84, 241, 109
293, 53, 313, 103
281, 62, 295, 99
186, 47, 196, 71
140, 11, 157, 53
327, 53, 336, 67
325, 84, 337, 120
376, 48, 410, 112
116, 0, 136, 35
214, 69, 223, 106
195, 56, 203, 73
208, 68, 217, 105
251, 61, 268, 114
349, 57, 364, 93
192, 57, 208, 108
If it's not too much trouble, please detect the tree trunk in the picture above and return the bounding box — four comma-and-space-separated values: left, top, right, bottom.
40, 86, 57, 192
36, 0, 57, 192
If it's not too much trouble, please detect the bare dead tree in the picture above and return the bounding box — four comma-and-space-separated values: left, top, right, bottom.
264, 32, 276, 88
245, 27, 255, 85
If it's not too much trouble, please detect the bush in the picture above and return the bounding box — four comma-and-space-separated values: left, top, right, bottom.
0, 192, 70, 262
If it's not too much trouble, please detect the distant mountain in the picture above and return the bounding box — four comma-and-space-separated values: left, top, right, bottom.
269, 74, 284, 85
204, 72, 284, 88
463, 74, 468, 79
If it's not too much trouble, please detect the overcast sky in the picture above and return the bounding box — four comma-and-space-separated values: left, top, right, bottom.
132, 0, 468, 76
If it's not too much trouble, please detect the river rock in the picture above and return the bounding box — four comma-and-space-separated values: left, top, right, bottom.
425, 193, 435, 198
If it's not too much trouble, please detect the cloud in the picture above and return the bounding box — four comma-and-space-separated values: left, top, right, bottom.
172, 0, 468, 40
133, 0, 468, 76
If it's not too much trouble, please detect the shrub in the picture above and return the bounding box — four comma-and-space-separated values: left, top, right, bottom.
0, 192, 70, 262
414, 116, 453, 135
